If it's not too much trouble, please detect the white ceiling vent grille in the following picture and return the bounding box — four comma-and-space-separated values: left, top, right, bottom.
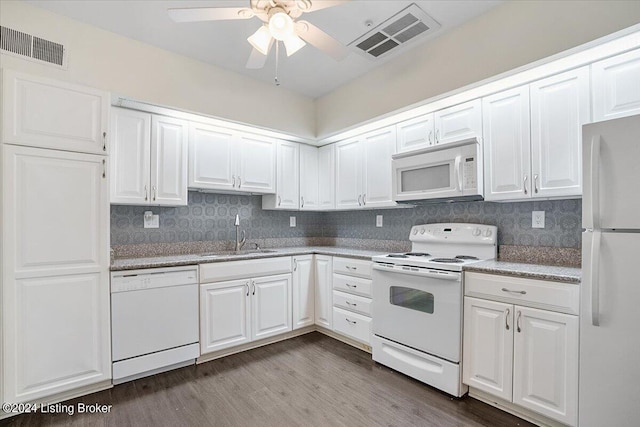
1, 26, 67, 69
349, 4, 440, 60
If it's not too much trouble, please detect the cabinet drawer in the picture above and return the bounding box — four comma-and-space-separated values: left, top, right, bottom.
333, 307, 371, 345
200, 257, 291, 283
333, 273, 372, 298
464, 272, 579, 315
333, 290, 372, 316
333, 257, 372, 279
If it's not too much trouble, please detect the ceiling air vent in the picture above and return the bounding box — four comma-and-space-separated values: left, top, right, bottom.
0, 26, 67, 69
349, 3, 440, 60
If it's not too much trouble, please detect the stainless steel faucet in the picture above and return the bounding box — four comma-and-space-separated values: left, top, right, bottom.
234, 214, 246, 251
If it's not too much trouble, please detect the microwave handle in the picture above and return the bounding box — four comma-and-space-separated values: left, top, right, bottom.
454, 155, 462, 192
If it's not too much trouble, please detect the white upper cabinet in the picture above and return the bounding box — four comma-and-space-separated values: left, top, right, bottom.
483, 86, 532, 201
110, 108, 188, 206
530, 67, 589, 198
592, 48, 640, 121
237, 133, 276, 193
434, 99, 482, 146
151, 115, 188, 206
262, 140, 299, 210
318, 144, 336, 210
362, 126, 396, 208
110, 108, 151, 204
188, 122, 236, 192
335, 137, 363, 209
2, 70, 109, 155
299, 144, 319, 210
396, 114, 434, 153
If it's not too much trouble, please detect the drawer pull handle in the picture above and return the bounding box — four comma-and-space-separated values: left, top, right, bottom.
501, 288, 526, 295
505, 308, 510, 330
516, 310, 522, 333
345, 283, 357, 288
346, 266, 357, 271
346, 318, 357, 325
346, 301, 357, 307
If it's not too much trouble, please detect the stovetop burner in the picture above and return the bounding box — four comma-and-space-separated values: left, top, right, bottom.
387, 254, 409, 258
455, 255, 479, 260
430, 258, 464, 263
405, 252, 430, 257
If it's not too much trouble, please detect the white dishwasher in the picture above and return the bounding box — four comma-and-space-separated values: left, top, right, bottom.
111, 265, 199, 384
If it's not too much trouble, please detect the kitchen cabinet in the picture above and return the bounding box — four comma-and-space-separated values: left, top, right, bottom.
2, 70, 109, 155
314, 255, 333, 329
463, 272, 579, 426
199, 258, 292, 355
483, 67, 589, 201
2, 145, 111, 404
335, 126, 396, 209
110, 108, 188, 206
332, 257, 373, 345
189, 123, 276, 194
262, 140, 299, 209
395, 100, 482, 153
292, 256, 315, 330
299, 144, 319, 210
317, 144, 335, 210
592, 48, 640, 121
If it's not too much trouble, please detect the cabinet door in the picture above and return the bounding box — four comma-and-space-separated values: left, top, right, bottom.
150, 116, 188, 206
435, 99, 482, 146
592, 48, 640, 121
482, 86, 532, 201
277, 140, 300, 209
188, 122, 237, 191
314, 255, 333, 329
2, 70, 109, 154
396, 114, 434, 152
513, 306, 578, 426
335, 137, 363, 209
252, 274, 292, 340
292, 256, 315, 329
362, 126, 396, 208
299, 144, 319, 210
3, 145, 110, 403
318, 144, 335, 210
462, 297, 513, 401
110, 108, 151, 204
530, 67, 589, 199
200, 280, 251, 354
237, 133, 276, 194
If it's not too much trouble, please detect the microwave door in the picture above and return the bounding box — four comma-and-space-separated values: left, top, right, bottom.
393, 150, 463, 202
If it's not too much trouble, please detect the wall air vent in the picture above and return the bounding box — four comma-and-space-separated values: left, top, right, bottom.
349, 3, 440, 60
0, 26, 67, 69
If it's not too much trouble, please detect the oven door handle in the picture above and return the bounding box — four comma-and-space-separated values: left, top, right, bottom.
372, 264, 461, 281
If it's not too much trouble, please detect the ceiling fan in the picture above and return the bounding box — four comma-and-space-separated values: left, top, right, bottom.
168, 0, 350, 69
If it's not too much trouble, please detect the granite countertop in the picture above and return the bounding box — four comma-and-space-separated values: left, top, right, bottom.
111, 246, 387, 271
464, 260, 581, 284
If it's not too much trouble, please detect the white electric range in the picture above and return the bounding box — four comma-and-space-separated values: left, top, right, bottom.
371, 223, 497, 397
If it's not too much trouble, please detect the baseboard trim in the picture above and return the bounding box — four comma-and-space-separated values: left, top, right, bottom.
315, 327, 372, 353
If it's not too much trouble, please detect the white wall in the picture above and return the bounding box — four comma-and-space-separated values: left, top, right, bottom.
315, 0, 640, 139
0, 1, 316, 139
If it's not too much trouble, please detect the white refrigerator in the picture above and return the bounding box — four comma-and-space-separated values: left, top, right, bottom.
580, 114, 640, 426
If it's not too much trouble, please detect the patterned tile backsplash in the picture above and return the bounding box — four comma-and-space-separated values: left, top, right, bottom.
111, 192, 582, 249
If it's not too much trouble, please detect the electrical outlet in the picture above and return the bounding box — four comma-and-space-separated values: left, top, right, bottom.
289, 216, 296, 227
532, 211, 545, 229
376, 215, 383, 227
143, 211, 159, 228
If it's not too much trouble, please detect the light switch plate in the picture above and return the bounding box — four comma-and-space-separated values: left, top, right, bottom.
376, 215, 383, 227
532, 211, 545, 229
289, 216, 296, 227
144, 211, 159, 228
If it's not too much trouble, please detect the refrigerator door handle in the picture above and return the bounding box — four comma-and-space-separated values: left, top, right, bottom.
586, 135, 602, 230
590, 230, 602, 326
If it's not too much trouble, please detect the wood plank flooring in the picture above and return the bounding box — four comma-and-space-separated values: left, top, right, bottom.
2, 333, 534, 427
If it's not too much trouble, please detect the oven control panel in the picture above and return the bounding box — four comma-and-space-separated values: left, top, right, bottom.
410, 223, 497, 244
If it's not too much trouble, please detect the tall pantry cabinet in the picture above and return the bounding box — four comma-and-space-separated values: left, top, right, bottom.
1, 70, 112, 405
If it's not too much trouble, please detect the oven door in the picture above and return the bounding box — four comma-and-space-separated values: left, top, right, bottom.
372, 264, 462, 363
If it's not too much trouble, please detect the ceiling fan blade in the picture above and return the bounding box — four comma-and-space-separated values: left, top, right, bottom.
295, 20, 349, 61
168, 7, 255, 23
301, 1, 350, 13
246, 44, 273, 69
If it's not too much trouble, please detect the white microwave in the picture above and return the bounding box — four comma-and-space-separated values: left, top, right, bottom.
392, 138, 483, 203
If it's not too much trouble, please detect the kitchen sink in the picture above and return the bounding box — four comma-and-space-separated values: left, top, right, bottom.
199, 249, 278, 258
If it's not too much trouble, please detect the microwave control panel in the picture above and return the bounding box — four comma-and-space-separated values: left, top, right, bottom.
463, 156, 477, 190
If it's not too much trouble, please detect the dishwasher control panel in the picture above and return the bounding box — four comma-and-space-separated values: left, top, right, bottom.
111, 266, 198, 293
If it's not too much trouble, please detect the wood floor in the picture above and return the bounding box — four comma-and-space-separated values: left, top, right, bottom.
3, 333, 534, 427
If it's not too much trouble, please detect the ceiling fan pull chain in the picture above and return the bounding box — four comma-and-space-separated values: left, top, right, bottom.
275, 41, 280, 86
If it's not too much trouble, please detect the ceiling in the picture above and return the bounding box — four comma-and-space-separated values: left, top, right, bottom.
25, 0, 503, 98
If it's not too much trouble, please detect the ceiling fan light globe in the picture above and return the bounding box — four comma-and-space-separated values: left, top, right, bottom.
268, 11, 294, 40
247, 25, 272, 55
283, 35, 306, 56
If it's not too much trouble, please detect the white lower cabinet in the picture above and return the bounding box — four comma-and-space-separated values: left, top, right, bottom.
331, 257, 373, 345
292, 256, 315, 330
314, 255, 333, 329
252, 274, 292, 340
463, 273, 579, 426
